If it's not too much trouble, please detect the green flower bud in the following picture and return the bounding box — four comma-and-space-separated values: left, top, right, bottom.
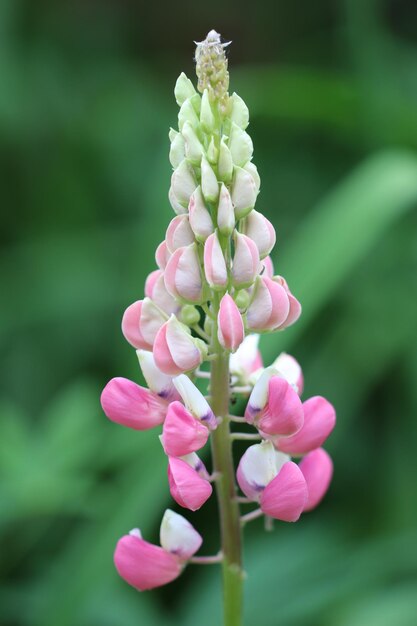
230, 92, 249, 129
201, 156, 219, 203
235, 288, 251, 310
200, 89, 215, 132
204, 314, 213, 335
218, 137, 233, 183
169, 130, 185, 169
182, 121, 204, 164
207, 136, 218, 164
231, 166, 258, 219
178, 98, 200, 131
174, 72, 197, 106
181, 304, 201, 326
194, 337, 209, 359
228, 122, 253, 167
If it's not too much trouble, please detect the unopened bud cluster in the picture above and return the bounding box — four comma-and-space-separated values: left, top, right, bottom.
101, 31, 336, 593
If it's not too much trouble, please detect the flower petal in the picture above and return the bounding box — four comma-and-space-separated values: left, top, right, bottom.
278, 396, 336, 456
260, 461, 308, 522
168, 457, 212, 511
299, 448, 333, 511
159, 509, 202, 559
101, 377, 167, 430
161, 401, 209, 456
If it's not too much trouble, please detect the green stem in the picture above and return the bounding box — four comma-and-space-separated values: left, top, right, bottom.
210, 294, 244, 626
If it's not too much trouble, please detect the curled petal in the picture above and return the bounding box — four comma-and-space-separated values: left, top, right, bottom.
145, 270, 178, 315
217, 294, 245, 352
260, 461, 308, 522
155, 240, 170, 270
153, 316, 204, 376
299, 448, 333, 511
274, 276, 302, 329
244, 210, 276, 259
136, 350, 178, 400
168, 457, 212, 511
160, 509, 202, 560
164, 243, 203, 303
232, 232, 261, 288
121, 299, 167, 350
236, 441, 289, 501
101, 377, 167, 430
246, 277, 289, 331
204, 232, 228, 289
173, 374, 217, 429
259, 377, 304, 436
166, 215, 195, 253
278, 397, 336, 456
114, 534, 181, 591
161, 401, 209, 456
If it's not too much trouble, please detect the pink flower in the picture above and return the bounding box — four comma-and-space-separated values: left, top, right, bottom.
164, 243, 203, 303
155, 240, 170, 270
232, 232, 260, 288
121, 298, 167, 351
273, 276, 302, 329
277, 396, 336, 456
101, 377, 168, 430
246, 276, 290, 331
262, 255, 274, 278
245, 369, 304, 437
168, 454, 212, 511
229, 334, 263, 384
161, 401, 209, 456
173, 374, 217, 429
204, 231, 228, 290
165, 215, 195, 252
153, 315, 204, 375
243, 210, 276, 259
299, 448, 333, 511
114, 509, 202, 591
217, 294, 244, 352
144, 269, 179, 315
236, 441, 307, 522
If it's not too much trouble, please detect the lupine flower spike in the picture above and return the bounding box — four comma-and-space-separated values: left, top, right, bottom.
102, 30, 336, 626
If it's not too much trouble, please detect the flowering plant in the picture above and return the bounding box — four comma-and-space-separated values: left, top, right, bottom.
101, 30, 335, 626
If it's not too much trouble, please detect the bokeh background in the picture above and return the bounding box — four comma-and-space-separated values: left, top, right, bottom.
1, 0, 417, 624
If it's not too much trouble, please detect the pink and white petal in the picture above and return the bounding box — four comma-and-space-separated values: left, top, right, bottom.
173, 374, 217, 429
121, 301, 152, 350
155, 240, 170, 269
217, 294, 244, 352
160, 509, 202, 560
101, 378, 167, 430
299, 448, 333, 511
161, 401, 209, 456
260, 461, 308, 522
137, 350, 179, 400
139, 298, 168, 346
114, 534, 181, 591
278, 396, 336, 456
236, 441, 280, 501
165, 316, 203, 371
272, 352, 304, 395
167, 457, 212, 511
259, 376, 304, 437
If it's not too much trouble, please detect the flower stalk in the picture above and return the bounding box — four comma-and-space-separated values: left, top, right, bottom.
101, 29, 336, 626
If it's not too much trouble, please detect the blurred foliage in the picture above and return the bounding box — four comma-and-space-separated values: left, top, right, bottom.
1, 0, 417, 625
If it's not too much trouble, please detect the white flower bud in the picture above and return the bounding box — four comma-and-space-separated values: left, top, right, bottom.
182, 121, 204, 164
171, 159, 197, 207
244, 161, 260, 193
228, 122, 253, 167
230, 92, 249, 129
200, 89, 216, 132
169, 130, 185, 169
201, 156, 219, 203
231, 166, 258, 219
218, 137, 233, 183
188, 186, 214, 242
217, 183, 235, 236
174, 73, 197, 106
178, 98, 200, 131
168, 186, 187, 215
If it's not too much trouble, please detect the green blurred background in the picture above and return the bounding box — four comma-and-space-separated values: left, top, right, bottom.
1, 0, 417, 624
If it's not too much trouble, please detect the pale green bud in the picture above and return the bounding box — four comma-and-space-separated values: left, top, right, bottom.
178, 98, 200, 131
171, 159, 197, 207
235, 288, 250, 310
181, 304, 201, 326
182, 121, 204, 164
207, 137, 218, 164
174, 72, 197, 106
228, 122, 253, 167
194, 337, 209, 359
218, 137, 233, 183
201, 156, 219, 203
231, 166, 258, 219
169, 128, 178, 142
244, 162, 260, 193
189, 185, 214, 242
217, 183, 235, 236
169, 130, 185, 169
230, 92, 249, 129
200, 89, 215, 132
169, 186, 188, 215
